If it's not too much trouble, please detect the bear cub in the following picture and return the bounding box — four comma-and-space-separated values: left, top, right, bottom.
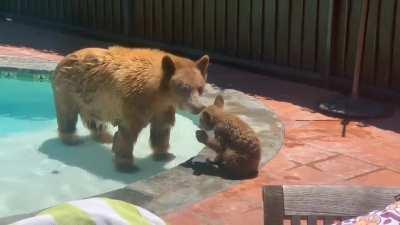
196, 95, 261, 179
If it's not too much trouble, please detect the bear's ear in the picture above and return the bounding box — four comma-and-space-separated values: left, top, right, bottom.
196, 55, 209, 79
214, 95, 224, 108
162, 55, 176, 80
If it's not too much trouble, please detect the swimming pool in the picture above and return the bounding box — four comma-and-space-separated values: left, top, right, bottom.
0, 73, 203, 217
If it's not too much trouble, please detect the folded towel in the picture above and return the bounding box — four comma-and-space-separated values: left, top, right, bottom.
11, 198, 166, 225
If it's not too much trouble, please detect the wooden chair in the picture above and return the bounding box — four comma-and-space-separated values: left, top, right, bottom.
263, 185, 400, 225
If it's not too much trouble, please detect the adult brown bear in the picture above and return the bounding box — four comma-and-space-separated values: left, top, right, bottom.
52, 47, 209, 171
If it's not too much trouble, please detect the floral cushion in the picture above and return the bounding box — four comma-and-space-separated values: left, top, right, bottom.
338, 202, 400, 225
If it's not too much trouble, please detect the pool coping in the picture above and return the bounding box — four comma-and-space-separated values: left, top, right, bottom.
0, 60, 284, 224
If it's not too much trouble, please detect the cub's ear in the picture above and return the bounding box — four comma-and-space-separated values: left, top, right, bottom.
214, 95, 224, 108
196, 55, 210, 79
162, 55, 176, 80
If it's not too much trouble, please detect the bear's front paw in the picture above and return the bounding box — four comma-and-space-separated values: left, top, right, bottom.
59, 133, 83, 146
196, 130, 208, 143
152, 152, 176, 162
113, 156, 138, 173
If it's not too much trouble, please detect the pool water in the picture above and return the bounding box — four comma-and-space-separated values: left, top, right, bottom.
0, 77, 203, 217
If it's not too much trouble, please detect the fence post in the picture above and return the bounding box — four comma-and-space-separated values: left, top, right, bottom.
122, 0, 133, 35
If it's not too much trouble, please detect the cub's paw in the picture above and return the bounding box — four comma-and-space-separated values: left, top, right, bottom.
152, 152, 176, 162
59, 133, 83, 146
196, 130, 208, 143
113, 156, 138, 173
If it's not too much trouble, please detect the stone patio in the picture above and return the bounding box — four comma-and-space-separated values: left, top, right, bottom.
1, 19, 400, 225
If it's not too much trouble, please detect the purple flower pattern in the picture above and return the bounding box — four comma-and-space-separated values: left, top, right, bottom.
338, 202, 400, 225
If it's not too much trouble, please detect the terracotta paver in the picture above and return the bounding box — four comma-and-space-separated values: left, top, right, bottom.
1, 22, 400, 225
345, 170, 400, 186
313, 155, 380, 180
268, 165, 343, 184
283, 145, 338, 164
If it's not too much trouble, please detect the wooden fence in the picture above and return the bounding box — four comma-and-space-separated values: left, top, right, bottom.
1, 0, 400, 96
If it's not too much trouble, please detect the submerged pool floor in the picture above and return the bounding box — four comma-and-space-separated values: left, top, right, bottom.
0, 77, 203, 217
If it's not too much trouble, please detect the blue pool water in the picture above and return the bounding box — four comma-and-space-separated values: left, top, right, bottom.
0, 79, 55, 135
0, 77, 203, 217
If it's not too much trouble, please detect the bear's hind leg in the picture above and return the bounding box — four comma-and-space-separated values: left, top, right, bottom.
54, 91, 81, 145
150, 107, 176, 161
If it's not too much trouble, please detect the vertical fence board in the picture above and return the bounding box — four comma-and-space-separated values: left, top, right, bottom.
11, 0, 15, 12
193, 0, 204, 49
113, 0, 122, 33
87, 0, 95, 28
144, 0, 153, 39
23, 0, 29, 14
376, 0, 396, 87
104, 0, 113, 31
302, 0, 318, 71
42, 0, 49, 18
154, 0, 163, 41
33, 0, 40, 16
134, 0, 144, 37
205, 0, 216, 51
391, 0, 400, 90
27, 0, 32, 16
79, 0, 87, 27
97, 0, 106, 29
204, 0, 216, 51
344, 0, 363, 78
6, 0, 12, 13
238, 0, 251, 58
163, 0, 174, 43
20, 0, 26, 14
15, 0, 20, 13
2, 0, 7, 12
215, 0, 226, 51
251, 0, 264, 60
48, 0, 56, 19
174, 0, 184, 44
72, 0, 80, 25
183, 0, 193, 46
226, 0, 238, 56
333, 0, 350, 77
56, 0, 65, 23
276, 0, 290, 65
361, 0, 379, 85
65, 0, 73, 24
26, 0, 31, 15
263, 0, 277, 62
317, 0, 329, 73
13, 0, 19, 13
289, 0, 304, 68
